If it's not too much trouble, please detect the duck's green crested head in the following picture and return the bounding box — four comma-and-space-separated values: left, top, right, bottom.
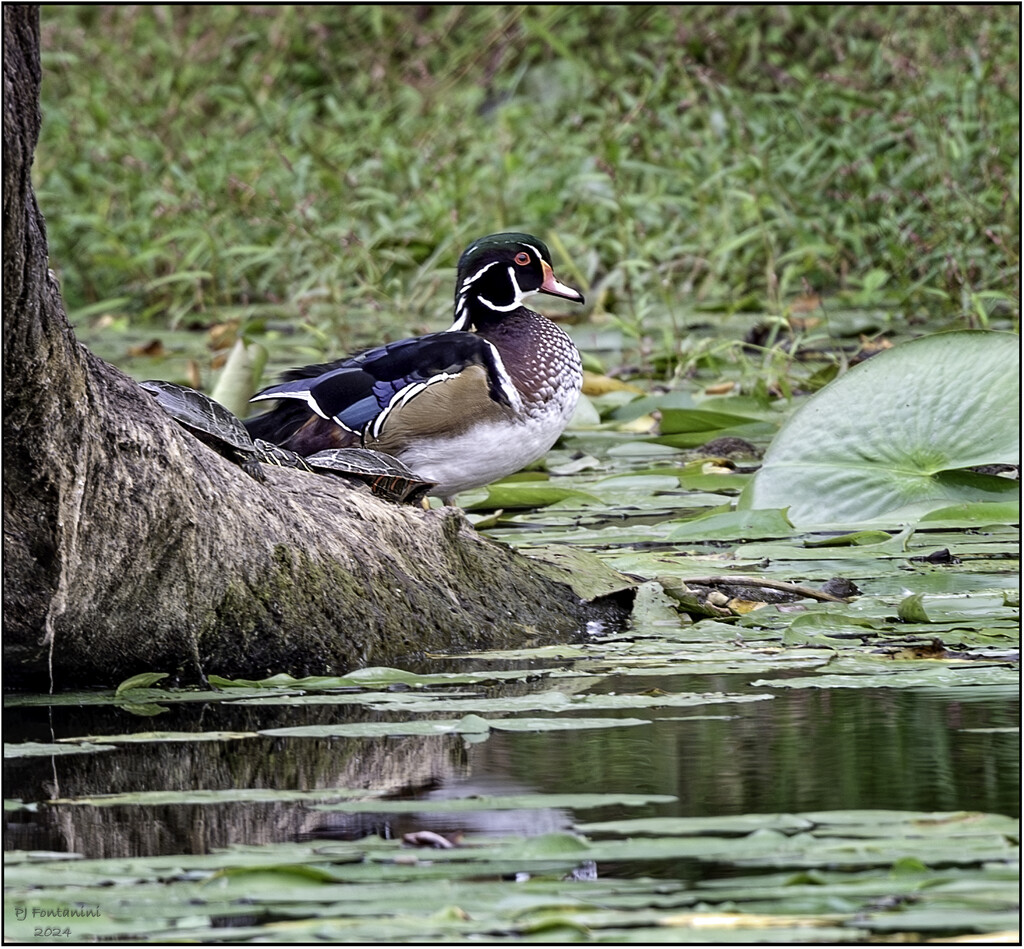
451, 232, 583, 330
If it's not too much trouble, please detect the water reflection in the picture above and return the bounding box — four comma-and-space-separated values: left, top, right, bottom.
466, 676, 1019, 820
307, 774, 576, 844
4, 680, 1018, 861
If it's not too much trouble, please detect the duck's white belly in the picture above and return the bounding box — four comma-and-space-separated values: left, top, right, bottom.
398, 391, 579, 499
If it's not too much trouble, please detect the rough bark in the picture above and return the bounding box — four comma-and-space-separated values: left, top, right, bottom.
2, 6, 619, 690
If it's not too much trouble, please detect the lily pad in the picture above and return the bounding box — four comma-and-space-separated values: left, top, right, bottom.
751, 665, 1018, 691
463, 481, 601, 511
258, 715, 650, 739
46, 788, 384, 807
313, 793, 677, 813
918, 499, 1021, 527
57, 730, 258, 745
519, 544, 638, 602
356, 689, 774, 714
666, 507, 797, 542
207, 667, 537, 691
652, 407, 777, 448
4, 809, 1016, 944
114, 672, 170, 694
740, 331, 1020, 526
4, 742, 117, 759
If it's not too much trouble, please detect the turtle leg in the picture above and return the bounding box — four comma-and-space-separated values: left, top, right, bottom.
235, 452, 267, 483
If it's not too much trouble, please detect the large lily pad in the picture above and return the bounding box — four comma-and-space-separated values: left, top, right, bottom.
740, 332, 1020, 526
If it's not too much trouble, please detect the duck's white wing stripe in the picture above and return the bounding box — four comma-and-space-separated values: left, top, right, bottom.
370, 343, 521, 439
250, 386, 333, 421
369, 372, 458, 439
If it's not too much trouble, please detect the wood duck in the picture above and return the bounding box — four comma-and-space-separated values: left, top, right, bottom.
245, 233, 585, 502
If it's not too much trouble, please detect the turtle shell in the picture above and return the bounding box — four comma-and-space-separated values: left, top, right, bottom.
142, 382, 431, 501
304, 448, 435, 504
141, 380, 255, 453
141, 380, 267, 481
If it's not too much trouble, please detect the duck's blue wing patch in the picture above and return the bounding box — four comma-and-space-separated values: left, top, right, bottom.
251, 332, 512, 435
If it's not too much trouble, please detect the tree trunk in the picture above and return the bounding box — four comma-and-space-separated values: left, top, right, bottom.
2, 6, 625, 691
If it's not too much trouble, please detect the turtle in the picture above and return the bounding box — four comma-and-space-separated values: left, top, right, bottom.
141, 380, 433, 503
141, 379, 281, 482
304, 448, 436, 505
251, 438, 313, 473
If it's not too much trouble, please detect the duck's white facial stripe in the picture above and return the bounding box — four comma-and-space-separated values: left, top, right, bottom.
477, 266, 532, 312
450, 247, 549, 325
451, 260, 503, 330
462, 259, 501, 289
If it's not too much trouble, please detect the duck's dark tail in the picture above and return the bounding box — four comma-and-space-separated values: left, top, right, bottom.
243, 359, 345, 445
243, 400, 316, 445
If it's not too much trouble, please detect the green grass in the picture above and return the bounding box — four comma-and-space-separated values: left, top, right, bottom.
35, 5, 1020, 373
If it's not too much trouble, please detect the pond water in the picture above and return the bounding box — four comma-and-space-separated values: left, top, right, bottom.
5, 557, 1019, 943
5, 674, 1018, 860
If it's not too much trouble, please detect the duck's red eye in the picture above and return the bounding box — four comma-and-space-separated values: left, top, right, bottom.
514, 252, 531, 266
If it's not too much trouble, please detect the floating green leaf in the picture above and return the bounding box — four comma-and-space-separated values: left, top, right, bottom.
740, 332, 1020, 526
4, 810, 1016, 943
520, 544, 638, 602
751, 665, 1018, 691
4, 742, 116, 759
667, 507, 796, 542
114, 672, 169, 695
313, 793, 678, 814
803, 529, 909, 548
463, 481, 601, 511
259, 715, 650, 739
896, 591, 1015, 623
357, 689, 773, 715
207, 667, 537, 691
577, 813, 815, 836
58, 730, 257, 745
652, 407, 777, 447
